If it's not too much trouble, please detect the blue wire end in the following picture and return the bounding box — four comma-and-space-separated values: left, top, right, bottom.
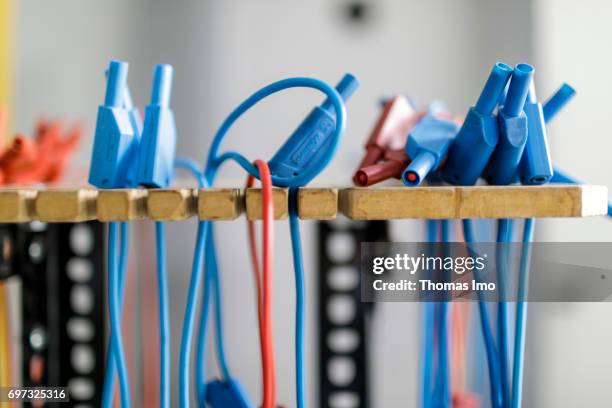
268, 73, 359, 181
542, 82, 576, 123
484, 63, 534, 186
137, 64, 177, 188
89, 60, 138, 188
402, 111, 459, 186
519, 82, 553, 185
441, 62, 513, 186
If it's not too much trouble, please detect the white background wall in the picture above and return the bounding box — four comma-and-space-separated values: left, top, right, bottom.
12, 0, 612, 406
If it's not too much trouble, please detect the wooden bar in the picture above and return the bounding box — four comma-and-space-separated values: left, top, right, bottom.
339, 185, 608, 220
98, 189, 148, 221
298, 188, 338, 220
147, 189, 197, 221
0, 185, 606, 222
0, 189, 36, 222
246, 188, 288, 220
198, 188, 243, 220
34, 189, 98, 222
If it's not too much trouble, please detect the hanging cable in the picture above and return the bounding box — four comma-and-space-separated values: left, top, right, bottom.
433, 220, 451, 407
179, 76, 347, 408
421, 220, 437, 408
511, 218, 534, 408
155, 221, 170, 408
101, 221, 130, 408
496, 219, 512, 407
288, 187, 306, 408
462, 219, 503, 408
107, 222, 131, 407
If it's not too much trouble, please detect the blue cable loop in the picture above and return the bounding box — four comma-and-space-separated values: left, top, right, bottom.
178, 77, 346, 408
101, 222, 129, 408
203, 77, 346, 186
511, 218, 534, 408
462, 220, 503, 408
289, 187, 306, 408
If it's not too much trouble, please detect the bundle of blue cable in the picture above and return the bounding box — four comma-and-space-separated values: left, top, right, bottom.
178, 76, 356, 408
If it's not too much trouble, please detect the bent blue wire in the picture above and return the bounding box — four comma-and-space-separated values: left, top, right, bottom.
462, 219, 503, 408
496, 219, 512, 408
107, 222, 131, 407
179, 77, 346, 407
102, 222, 129, 408
289, 188, 306, 408
156, 222, 170, 408
421, 220, 437, 408
511, 218, 534, 408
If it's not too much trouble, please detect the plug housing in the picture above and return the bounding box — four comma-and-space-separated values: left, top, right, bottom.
402, 107, 459, 186
357, 95, 418, 169
519, 83, 552, 184
441, 62, 513, 185
485, 63, 534, 185
268, 74, 359, 180
543, 83, 576, 123
88, 60, 137, 188
354, 148, 409, 186
206, 379, 253, 408
136, 64, 177, 188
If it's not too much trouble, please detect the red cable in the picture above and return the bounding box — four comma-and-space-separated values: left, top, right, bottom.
247, 160, 276, 408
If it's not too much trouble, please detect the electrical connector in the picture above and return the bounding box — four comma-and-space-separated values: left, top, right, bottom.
356, 94, 419, 170
542, 83, 576, 123
402, 107, 459, 186
88, 60, 138, 188
519, 82, 552, 184
484, 63, 534, 185
441, 62, 513, 186
268, 74, 359, 182
136, 64, 177, 188
205, 370, 253, 407
354, 148, 409, 186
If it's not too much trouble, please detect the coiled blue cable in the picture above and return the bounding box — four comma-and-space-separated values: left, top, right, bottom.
496, 219, 512, 408
511, 218, 534, 408
178, 77, 346, 408
289, 188, 306, 408
462, 219, 503, 408
102, 222, 129, 408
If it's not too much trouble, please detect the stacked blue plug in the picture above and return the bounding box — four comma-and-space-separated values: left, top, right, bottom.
398, 62, 577, 188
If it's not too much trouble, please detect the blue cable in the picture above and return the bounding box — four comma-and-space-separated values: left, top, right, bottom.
156, 222, 170, 408
207, 225, 232, 380
462, 219, 503, 408
289, 188, 306, 408
102, 222, 129, 408
511, 218, 534, 408
433, 220, 451, 407
107, 222, 131, 407
178, 77, 346, 407
421, 220, 437, 408
196, 223, 213, 406
496, 219, 512, 408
